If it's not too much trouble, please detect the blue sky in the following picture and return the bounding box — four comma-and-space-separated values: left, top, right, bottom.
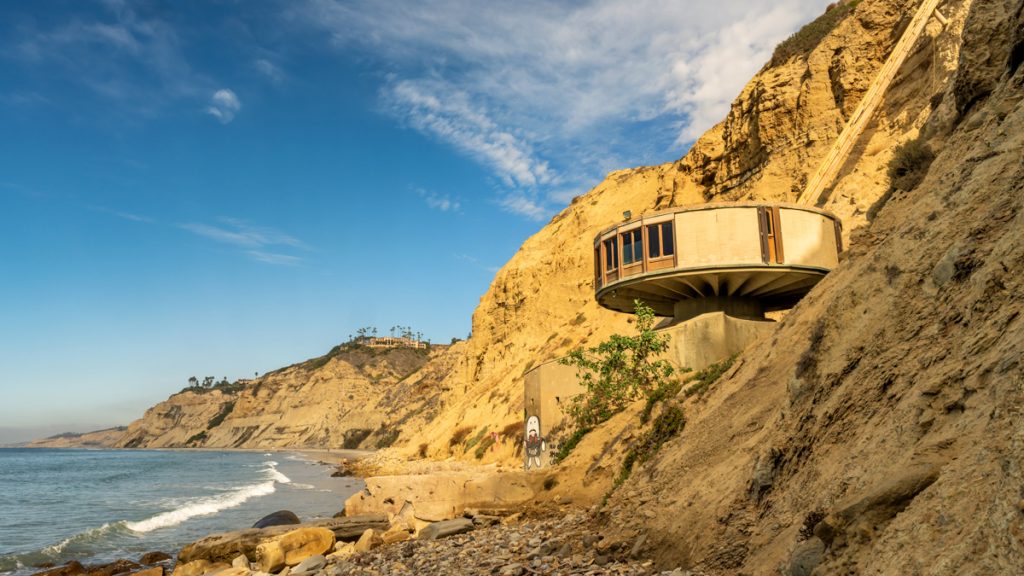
0, 0, 830, 441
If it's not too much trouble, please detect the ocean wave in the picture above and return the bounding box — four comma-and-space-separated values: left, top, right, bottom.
124, 461, 289, 534
42, 522, 129, 555
289, 483, 314, 490
263, 461, 290, 484
125, 481, 275, 533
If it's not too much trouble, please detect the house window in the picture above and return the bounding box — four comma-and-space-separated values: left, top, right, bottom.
758, 207, 784, 264
646, 221, 674, 258
603, 237, 618, 271
621, 229, 642, 265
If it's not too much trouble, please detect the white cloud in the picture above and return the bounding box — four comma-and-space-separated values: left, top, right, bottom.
416, 188, 461, 213
498, 194, 548, 221
298, 0, 832, 217
246, 251, 302, 266
205, 89, 241, 124
180, 218, 305, 265
254, 59, 285, 84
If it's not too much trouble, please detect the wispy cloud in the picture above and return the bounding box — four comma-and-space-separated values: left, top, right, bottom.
6, 3, 222, 119
180, 218, 306, 265
254, 59, 285, 84
415, 187, 461, 213
298, 0, 831, 218
498, 194, 548, 221
89, 205, 153, 223
205, 89, 241, 124
246, 251, 302, 266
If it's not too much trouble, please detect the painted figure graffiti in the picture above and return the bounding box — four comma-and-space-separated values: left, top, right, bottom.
524, 415, 546, 469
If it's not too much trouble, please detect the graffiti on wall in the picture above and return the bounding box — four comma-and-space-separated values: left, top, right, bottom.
524, 415, 546, 469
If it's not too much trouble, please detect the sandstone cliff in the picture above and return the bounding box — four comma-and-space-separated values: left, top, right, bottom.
377, 0, 969, 465
561, 0, 1024, 573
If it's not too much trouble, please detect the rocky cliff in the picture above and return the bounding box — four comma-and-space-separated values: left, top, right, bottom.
48, 343, 448, 450
563, 0, 1024, 573
376, 0, 971, 464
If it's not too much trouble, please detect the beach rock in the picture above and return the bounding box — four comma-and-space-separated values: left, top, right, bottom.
171, 560, 228, 576
326, 542, 355, 560
87, 559, 140, 576
353, 529, 382, 553
204, 567, 248, 576
277, 527, 335, 565
230, 556, 248, 570
138, 553, 171, 565
254, 542, 284, 574
381, 529, 411, 545
417, 518, 474, 541
32, 561, 85, 576
252, 511, 300, 530
178, 517, 385, 564
132, 567, 163, 576
289, 555, 325, 575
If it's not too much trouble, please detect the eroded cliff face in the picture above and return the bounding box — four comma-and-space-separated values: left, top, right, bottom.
110, 345, 445, 449
577, 0, 1024, 573
385, 0, 969, 463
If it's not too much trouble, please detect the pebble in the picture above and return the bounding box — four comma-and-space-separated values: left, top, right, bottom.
317, 513, 707, 576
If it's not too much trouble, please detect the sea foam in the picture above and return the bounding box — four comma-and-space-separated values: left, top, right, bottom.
124, 461, 289, 533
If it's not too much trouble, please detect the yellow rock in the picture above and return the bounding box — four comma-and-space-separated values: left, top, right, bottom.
381, 529, 410, 545
206, 568, 250, 576
254, 541, 284, 574
353, 529, 382, 553
277, 527, 336, 566
326, 542, 355, 560
172, 560, 232, 576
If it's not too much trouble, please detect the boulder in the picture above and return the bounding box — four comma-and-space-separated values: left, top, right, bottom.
132, 568, 163, 576
230, 556, 248, 570
381, 530, 410, 545
171, 561, 229, 576
417, 518, 474, 541
204, 568, 248, 576
277, 527, 335, 565
138, 553, 172, 565
87, 559, 141, 576
253, 542, 284, 574
353, 529, 382, 553
32, 561, 85, 576
178, 516, 387, 564
326, 542, 355, 560
289, 555, 325, 576
251, 511, 300, 530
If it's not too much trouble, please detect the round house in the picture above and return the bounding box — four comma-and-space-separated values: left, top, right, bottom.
594, 203, 843, 321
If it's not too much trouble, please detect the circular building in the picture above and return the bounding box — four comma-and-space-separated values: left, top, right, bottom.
594, 203, 842, 321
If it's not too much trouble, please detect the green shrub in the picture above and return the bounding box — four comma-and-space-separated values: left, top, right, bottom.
474, 435, 496, 459
552, 427, 592, 464
614, 403, 686, 489
376, 426, 400, 448
770, 1, 861, 67
682, 355, 737, 399
868, 137, 935, 221
464, 427, 487, 450
448, 425, 473, 449
560, 301, 675, 430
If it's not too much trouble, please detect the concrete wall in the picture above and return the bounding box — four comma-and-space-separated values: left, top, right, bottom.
778, 207, 840, 269
662, 311, 776, 371
675, 207, 764, 268
522, 360, 587, 468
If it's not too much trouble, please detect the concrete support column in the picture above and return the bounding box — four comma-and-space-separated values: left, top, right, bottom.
672, 296, 765, 322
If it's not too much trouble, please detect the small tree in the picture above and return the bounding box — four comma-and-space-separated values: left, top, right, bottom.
188, 376, 199, 389
560, 300, 675, 430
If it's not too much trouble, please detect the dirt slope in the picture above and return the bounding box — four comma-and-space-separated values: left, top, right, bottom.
586, 0, 1024, 573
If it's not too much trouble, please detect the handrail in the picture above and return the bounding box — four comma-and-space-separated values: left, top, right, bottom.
798, 0, 943, 205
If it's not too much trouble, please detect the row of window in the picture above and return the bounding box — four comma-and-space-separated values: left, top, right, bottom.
600, 221, 675, 272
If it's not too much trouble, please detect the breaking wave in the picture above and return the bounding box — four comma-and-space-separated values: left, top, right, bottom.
124, 461, 288, 534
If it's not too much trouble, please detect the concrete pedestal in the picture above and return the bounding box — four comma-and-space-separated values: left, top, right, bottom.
661, 311, 776, 371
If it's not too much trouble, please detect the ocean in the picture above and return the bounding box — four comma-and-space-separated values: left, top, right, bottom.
0, 449, 363, 576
